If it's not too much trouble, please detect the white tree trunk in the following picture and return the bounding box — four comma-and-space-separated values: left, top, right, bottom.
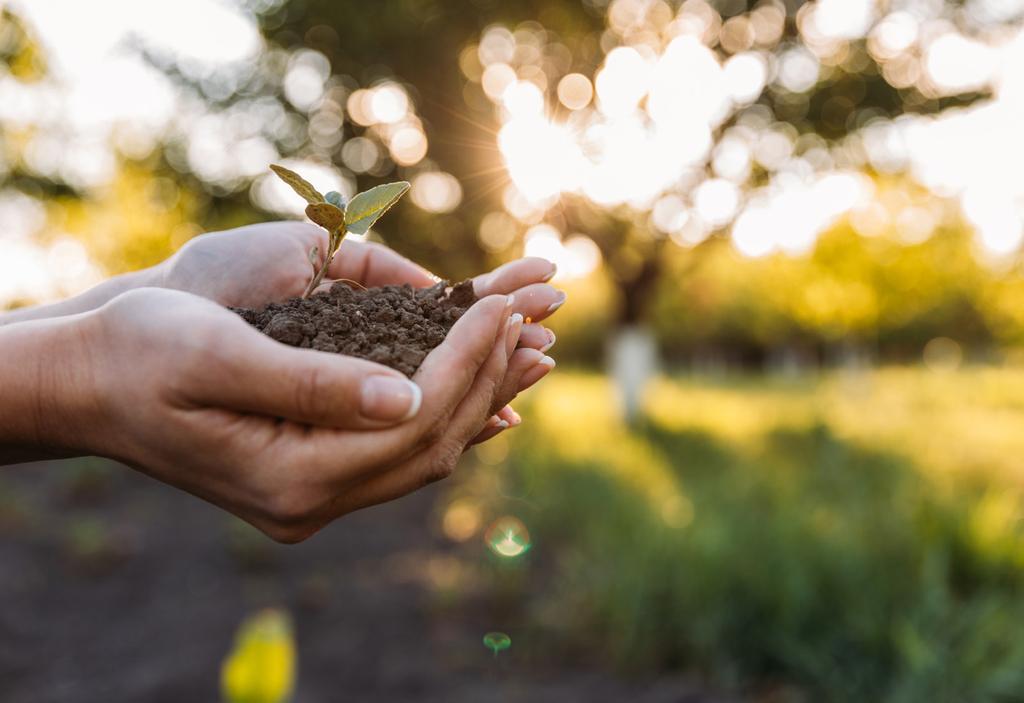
607, 325, 659, 425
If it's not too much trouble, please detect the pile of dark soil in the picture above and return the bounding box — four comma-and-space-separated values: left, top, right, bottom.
233, 280, 477, 377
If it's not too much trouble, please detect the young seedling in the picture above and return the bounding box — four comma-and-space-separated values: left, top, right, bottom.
269, 164, 411, 299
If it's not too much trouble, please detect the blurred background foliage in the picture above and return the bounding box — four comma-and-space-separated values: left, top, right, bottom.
6, 0, 1024, 700
4, 0, 1024, 364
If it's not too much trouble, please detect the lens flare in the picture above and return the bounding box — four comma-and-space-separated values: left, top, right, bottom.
485, 516, 531, 558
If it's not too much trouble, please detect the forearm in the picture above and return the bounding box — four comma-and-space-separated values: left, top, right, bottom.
0, 313, 101, 464
0, 266, 162, 326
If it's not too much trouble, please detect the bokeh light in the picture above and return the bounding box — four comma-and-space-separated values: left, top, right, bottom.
368, 83, 409, 124
522, 225, 602, 281
410, 171, 462, 214
442, 499, 483, 543
557, 73, 593, 110
389, 126, 428, 166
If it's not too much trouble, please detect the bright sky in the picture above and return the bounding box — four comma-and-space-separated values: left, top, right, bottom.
11, 0, 260, 131
1, 0, 261, 304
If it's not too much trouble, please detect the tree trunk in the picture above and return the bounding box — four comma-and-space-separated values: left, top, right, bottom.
607, 248, 664, 425
608, 325, 659, 424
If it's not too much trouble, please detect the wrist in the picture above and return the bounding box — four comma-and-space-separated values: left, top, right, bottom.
0, 311, 106, 462
0, 265, 164, 327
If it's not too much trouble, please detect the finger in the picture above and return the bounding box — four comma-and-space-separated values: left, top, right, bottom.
331, 307, 514, 512
486, 347, 544, 416
469, 405, 523, 446
409, 294, 512, 428
469, 416, 509, 446
519, 324, 555, 352
191, 323, 422, 430
327, 239, 437, 288
473, 258, 556, 296
517, 354, 556, 392
497, 405, 522, 426
286, 293, 516, 489
468, 351, 553, 447
505, 283, 566, 324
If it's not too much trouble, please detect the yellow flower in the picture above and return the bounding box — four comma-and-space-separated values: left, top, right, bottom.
220, 609, 296, 703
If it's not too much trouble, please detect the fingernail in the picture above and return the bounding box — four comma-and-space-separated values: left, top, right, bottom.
508, 408, 523, 426
537, 355, 556, 370
546, 292, 567, 314
542, 263, 558, 282
505, 294, 515, 311
541, 329, 556, 353
506, 313, 524, 357
496, 419, 510, 430
360, 376, 422, 422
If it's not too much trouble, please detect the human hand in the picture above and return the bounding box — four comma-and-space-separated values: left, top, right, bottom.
158, 222, 565, 434
54, 287, 537, 541
158, 221, 562, 351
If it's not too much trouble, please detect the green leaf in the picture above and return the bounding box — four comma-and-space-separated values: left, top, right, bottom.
344, 181, 411, 235
269, 164, 325, 205
305, 202, 345, 230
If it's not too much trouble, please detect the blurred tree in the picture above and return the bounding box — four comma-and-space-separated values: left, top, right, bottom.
0, 7, 58, 196
6, 1, 1023, 403
148, 0, 1014, 418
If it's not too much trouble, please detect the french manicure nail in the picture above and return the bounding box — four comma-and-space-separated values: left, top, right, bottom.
542, 263, 558, 282
506, 313, 524, 357
537, 355, 556, 370
505, 294, 515, 311
546, 292, 567, 314
541, 329, 556, 353
360, 376, 422, 422
496, 419, 510, 430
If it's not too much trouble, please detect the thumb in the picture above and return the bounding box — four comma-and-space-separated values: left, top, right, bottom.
191, 327, 422, 430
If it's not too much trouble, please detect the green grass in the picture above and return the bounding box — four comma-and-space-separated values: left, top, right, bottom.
467, 368, 1024, 702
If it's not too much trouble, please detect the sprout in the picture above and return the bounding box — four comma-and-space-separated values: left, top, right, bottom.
482, 631, 511, 656
269, 164, 410, 299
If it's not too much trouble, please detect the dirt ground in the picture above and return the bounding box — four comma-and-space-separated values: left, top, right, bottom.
0, 457, 722, 703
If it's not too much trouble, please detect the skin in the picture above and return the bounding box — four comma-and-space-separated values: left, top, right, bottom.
0, 222, 564, 542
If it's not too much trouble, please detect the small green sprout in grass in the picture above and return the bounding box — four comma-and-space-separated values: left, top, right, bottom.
483, 631, 511, 657
270, 164, 410, 299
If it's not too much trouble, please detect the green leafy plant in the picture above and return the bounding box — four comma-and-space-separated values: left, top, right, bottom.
269, 164, 410, 299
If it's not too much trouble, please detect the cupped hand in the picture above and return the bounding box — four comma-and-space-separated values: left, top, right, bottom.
158, 221, 564, 434
158, 221, 562, 349
77, 287, 540, 541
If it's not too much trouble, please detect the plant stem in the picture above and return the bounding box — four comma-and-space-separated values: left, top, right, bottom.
301, 227, 344, 299
301, 261, 329, 299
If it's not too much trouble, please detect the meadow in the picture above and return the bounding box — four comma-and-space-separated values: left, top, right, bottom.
451, 366, 1024, 701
